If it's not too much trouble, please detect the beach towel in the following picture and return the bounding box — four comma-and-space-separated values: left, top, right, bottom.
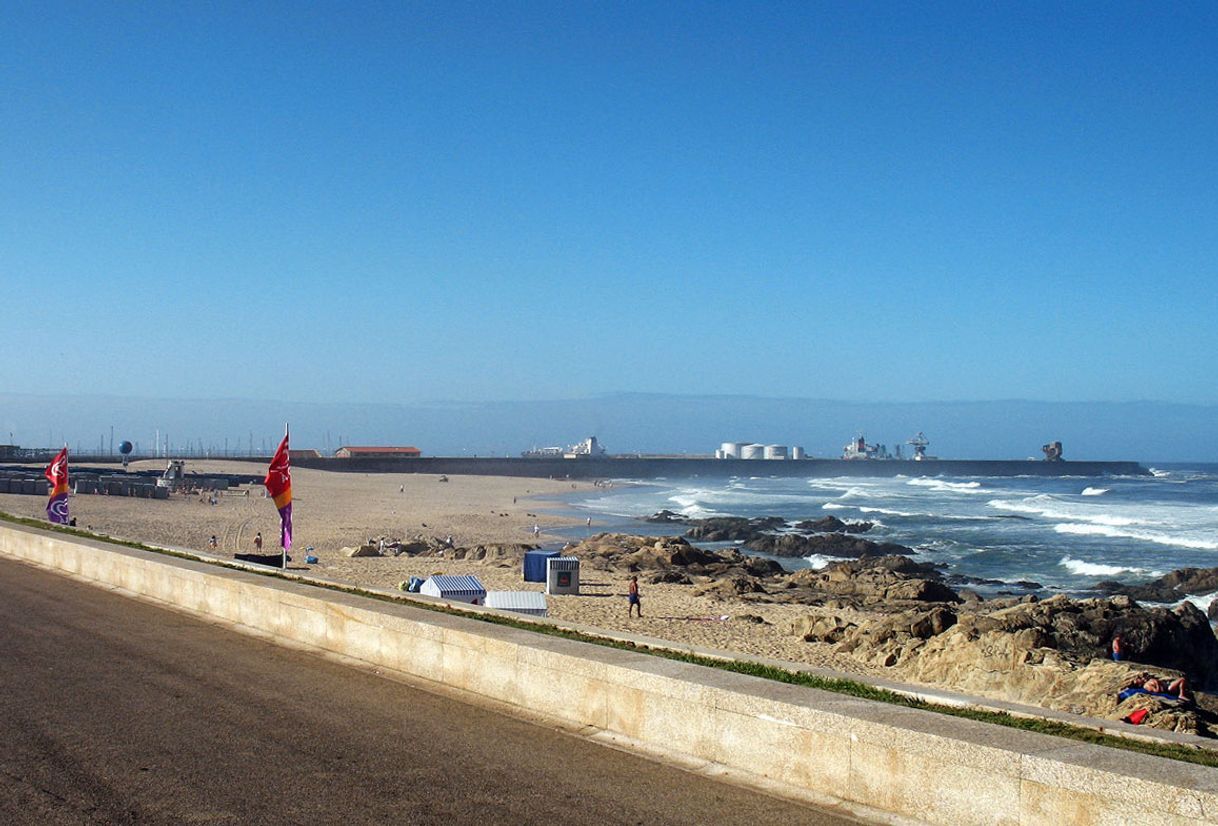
1117, 687, 1181, 703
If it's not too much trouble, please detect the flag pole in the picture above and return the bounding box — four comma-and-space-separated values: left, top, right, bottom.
282, 423, 289, 571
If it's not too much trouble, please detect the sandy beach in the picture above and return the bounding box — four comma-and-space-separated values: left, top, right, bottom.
0, 461, 879, 680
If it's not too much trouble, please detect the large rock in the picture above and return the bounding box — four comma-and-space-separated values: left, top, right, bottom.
1096, 566, 1218, 602
561, 533, 783, 581
344, 543, 381, 558
745, 533, 916, 559
789, 614, 857, 643
692, 575, 768, 600
792, 516, 874, 533
683, 516, 786, 541
822, 594, 1218, 720
448, 543, 537, 565
786, 556, 959, 605
643, 509, 689, 524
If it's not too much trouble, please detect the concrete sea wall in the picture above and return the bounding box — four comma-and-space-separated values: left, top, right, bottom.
1, 522, 1213, 824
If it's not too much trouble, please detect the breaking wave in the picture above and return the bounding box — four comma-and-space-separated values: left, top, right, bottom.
1081, 487, 1109, 496
1181, 592, 1217, 614
803, 554, 838, 570
1053, 522, 1218, 551
987, 495, 1142, 526
906, 478, 986, 494
1058, 556, 1159, 577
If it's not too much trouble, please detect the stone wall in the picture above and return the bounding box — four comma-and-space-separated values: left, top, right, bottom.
0, 521, 1213, 824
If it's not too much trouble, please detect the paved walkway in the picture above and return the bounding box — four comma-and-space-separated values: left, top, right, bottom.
0, 558, 858, 825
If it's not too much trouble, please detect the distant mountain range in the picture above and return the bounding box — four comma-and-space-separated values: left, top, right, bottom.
1, 392, 1214, 463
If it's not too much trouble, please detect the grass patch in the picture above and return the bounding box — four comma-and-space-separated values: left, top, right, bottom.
2, 509, 1215, 768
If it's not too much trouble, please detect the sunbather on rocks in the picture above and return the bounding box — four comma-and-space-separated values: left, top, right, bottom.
1126, 672, 1189, 701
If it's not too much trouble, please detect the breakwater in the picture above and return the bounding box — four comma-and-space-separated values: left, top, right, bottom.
285, 456, 1150, 479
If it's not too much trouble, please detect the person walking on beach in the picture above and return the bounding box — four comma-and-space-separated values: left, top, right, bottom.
627, 576, 642, 618
532, 523, 540, 538
208, 535, 218, 550
254, 532, 263, 552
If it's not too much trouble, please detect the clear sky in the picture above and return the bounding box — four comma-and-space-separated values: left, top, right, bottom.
3, 2, 1216, 406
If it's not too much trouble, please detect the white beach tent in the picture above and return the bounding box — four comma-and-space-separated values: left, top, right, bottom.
485, 591, 548, 618
420, 574, 487, 605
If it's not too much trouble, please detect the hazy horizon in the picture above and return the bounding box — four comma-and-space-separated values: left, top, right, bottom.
2, 391, 1215, 463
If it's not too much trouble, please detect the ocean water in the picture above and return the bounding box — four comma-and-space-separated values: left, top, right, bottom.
558, 464, 1218, 605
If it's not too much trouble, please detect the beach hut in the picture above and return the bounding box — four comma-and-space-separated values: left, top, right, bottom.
523, 549, 561, 583
420, 574, 487, 606
545, 557, 580, 595
485, 591, 548, 618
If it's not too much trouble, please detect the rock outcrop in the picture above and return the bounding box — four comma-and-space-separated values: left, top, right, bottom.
744, 533, 916, 559
787, 591, 1218, 728
683, 516, 787, 541
792, 516, 874, 533
1096, 566, 1218, 603
344, 543, 381, 558
564, 534, 784, 585
783, 555, 959, 606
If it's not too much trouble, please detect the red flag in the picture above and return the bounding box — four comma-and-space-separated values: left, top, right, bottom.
45, 447, 70, 524
264, 433, 292, 550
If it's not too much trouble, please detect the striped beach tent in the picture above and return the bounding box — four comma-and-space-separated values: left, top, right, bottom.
420, 575, 487, 605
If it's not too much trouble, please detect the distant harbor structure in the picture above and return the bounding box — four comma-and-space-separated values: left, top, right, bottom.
335, 446, 421, 459
715, 441, 807, 460
521, 436, 606, 460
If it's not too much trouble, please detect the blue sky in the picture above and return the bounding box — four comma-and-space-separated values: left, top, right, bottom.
3, 2, 1216, 407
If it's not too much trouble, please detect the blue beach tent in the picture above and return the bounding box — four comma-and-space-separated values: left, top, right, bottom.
523, 549, 561, 582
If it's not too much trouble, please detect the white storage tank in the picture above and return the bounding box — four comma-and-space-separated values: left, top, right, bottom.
740, 443, 765, 460
791, 446, 807, 460
764, 444, 788, 460
719, 442, 744, 458
546, 557, 580, 595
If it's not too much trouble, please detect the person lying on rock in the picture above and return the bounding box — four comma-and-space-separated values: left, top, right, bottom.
1126, 672, 1189, 701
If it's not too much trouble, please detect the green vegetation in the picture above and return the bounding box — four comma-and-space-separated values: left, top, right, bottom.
2, 509, 1215, 768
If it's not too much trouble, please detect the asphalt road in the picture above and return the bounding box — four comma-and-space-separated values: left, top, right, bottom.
0, 558, 857, 825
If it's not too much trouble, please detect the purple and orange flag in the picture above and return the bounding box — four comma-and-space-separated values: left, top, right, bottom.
264, 432, 292, 551
45, 447, 70, 524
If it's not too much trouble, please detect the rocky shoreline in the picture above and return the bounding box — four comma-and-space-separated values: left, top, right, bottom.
580, 510, 1218, 737
347, 507, 1218, 736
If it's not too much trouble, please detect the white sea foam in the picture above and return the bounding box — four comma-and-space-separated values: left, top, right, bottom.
1180, 591, 1217, 614
1081, 487, 1109, 497
857, 505, 996, 522
987, 495, 1142, 526
803, 554, 838, 570
1058, 556, 1157, 577
667, 492, 725, 518
1054, 522, 1218, 551
821, 502, 849, 511
906, 478, 985, 493
857, 506, 920, 517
